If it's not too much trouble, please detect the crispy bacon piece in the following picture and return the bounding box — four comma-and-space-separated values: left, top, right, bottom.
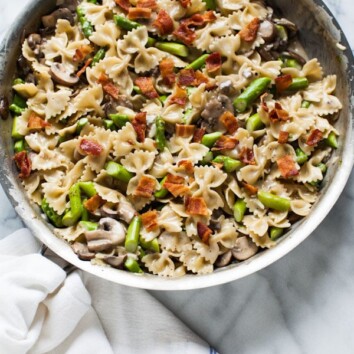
135, 77, 159, 99
98, 74, 120, 99
178, 69, 209, 87
137, 0, 158, 9
182, 11, 216, 27
277, 155, 299, 178
73, 45, 93, 63
134, 175, 156, 198
278, 131, 289, 144
193, 127, 206, 143
153, 9, 174, 35
84, 194, 104, 213
275, 74, 292, 93
115, 0, 131, 11
206, 52, 222, 74
176, 124, 195, 137
13, 151, 31, 179
197, 222, 212, 245
141, 210, 159, 231
169, 86, 188, 106
163, 173, 190, 197
212, 136, 238, 151
132, 112, 147, 143
185, 196, 209, 216
242, 182, 258, 195
269, 102, 289, 122
27, 112, 50, 131
173, 23, 196, 45
79, 139, 104, 156
239, 17, 260, 42
240, 147, 256, 165
306, 129, 323, 146
128, 7, 152, 19
159, 58, 176, 86
219, 111, 238, 134
177, 159, 194, 174
179, 0, 191, 7
76, 58, 93, 77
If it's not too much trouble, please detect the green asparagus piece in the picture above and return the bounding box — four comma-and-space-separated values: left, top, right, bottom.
286, 77, 309, 92
104, 119, 116, 131
81, 200, 89, 221
185, 54, 210, 70
317, 163, 327, 174
13, 78, 25, 85
257, 190, 291, 212
77, 6, 94, 38
154, 176, 169, 198
284, 58, 302, 70
91, 48, 106, 66
76, 117, 89, 134
133, 86, 142, 94
125, 216, 142, 253
109, 113, 130, 128
276, 25, 288, 42
270, 227, 284, 241
9, 104, 25, 115
41, 198, 63, 228
155, 117, 167, 151
155, 42, 189, 57
140, 236, 160, 253
12, 117, 24, 140
233, 199, 247, 223
124, 257, 143, 273
212, 155, 243, 173
79, 221, 98, 231
13, 94, 27, 108
325, 132, 338, 149
201, 132, 222, 148
105, 161, 134, 183
79, 182, 97, 198
87, 0, 98, 3
147, 37, 156, 47
200, 151, 214, 165
301, 100, 311, 109
14, 139, 25, 153
295, 148, 308, 165
202, 0, 216, 10
62, 183, 83, 227
114, 15, 141, 31
159, 95, 168, 103
233, 77, 272, 113
246, 113, 265, 132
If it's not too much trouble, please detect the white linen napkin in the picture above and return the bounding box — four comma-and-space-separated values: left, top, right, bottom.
0, 229, 213, 354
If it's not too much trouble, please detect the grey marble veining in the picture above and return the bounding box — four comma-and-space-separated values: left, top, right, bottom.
0, 1, 353, 354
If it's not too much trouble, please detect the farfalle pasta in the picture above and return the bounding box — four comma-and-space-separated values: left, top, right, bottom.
8, 0, 342, 277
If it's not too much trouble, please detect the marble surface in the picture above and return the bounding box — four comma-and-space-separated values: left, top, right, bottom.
0, 1, 353, 353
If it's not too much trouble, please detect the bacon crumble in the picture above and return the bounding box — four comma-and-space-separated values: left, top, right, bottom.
135, 77, 159, 99
219, 111, 238, 134
173, 23, 196, 45
178, 69, 209, 87
240, 147, 256, 165
159, 58, 176, 86
306, 129, 323, 146
169, 85, 188, 106
98, 74, 120, 100
141, 210, 159, 231
269, 102, 289, 122
115, 0, 131, 12
175, 124, 195, 137
132, 112, 147, 143
13, 151, 32, 179
76, 58, 93, 77
79, 139, 104, 156
277, 155, 299, 178
27, 112, 50, 131
206, 52, 222, 74
239, 17, 260, 42
163, 174, 190, 197
137, 0, 158, 9
177, 160, 194, 174
185, 196, 209, 216
212, 136, 238, 151
134, 176, 156, 198
84, 194, 104, 213
242, 182, 258, 195
193, 128, 206, 143
153, 10, 174, 35
128, 7, 152, 20
278, 131, 289, 144
73, 45, 93, 63
275, 74, 292, 93
179, 0, 191, 7
197, 222, 212, 245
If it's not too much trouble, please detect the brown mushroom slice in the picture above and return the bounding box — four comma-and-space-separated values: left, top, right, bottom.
87, 238, 114, 253
50, 63, 79, 86
117, 199, 136, 224
215, 250, 232, 268
99, 218, 126, 245
258, 20, 277, 43
71, 242, 95, 261
42, 8, 74, 29
27, 33, 42, 51
56, 0, 79, 12
274, 18, 298, 36
101, 254, 127, 268
232, 236, 259, 261
282, 50, 307, 66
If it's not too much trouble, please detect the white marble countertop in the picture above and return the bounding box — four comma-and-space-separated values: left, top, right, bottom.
0, 1, 353, 353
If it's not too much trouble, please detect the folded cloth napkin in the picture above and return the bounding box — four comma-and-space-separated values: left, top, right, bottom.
0, 229, 213, 354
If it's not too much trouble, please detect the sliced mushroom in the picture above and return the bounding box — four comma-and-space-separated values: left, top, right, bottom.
215, 250, 232, 268
103, 95, 134, 117
274, 18, 298, 36
50, 63, 79, 86
101, 254, 127, 268
117, 199, 136, 224
42, 8, 74, 29
71, 242, 95, 261
258, 20, 277, 43
85, 217, 126, 252
56, 0, 79, 12
232, 236, 258, 261
27, 33, 42, 51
